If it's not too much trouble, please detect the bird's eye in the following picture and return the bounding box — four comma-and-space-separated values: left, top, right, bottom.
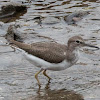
75, 40, 80, 43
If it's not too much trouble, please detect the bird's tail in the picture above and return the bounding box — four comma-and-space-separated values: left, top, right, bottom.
4, 25, 30, 52
5, 25, 15, 43
5, 25, 23, 43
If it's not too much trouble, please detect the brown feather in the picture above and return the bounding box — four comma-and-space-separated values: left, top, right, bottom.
11, 40, 67, 63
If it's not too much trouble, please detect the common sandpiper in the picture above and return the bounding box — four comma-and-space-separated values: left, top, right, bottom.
6, 36, 99, 86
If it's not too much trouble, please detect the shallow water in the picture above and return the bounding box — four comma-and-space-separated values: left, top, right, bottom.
0, 0, 100, 100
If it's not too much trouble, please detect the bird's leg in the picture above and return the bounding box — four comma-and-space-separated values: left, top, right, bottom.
35, 69, 43, 86
43, 70, 51, 82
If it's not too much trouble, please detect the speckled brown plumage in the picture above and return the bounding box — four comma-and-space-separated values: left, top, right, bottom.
10, 40, 67, 63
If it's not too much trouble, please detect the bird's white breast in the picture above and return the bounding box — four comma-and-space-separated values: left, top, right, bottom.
23, 52, 72, 71
72, 49, 79, 64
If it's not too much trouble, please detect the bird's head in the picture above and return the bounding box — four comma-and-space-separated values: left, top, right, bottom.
68, 36, 99, 50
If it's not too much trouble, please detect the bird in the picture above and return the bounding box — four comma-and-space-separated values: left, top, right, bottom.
6, 36, 99, 86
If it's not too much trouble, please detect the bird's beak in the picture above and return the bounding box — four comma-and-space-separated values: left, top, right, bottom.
83, 42, 100, 50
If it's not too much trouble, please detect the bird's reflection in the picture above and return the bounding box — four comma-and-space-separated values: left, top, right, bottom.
27, 82, 84, 100
45, 80, 50, 89
36, 81, 50, 94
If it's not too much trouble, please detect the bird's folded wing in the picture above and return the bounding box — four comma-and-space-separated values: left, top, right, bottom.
11, 40, 67, 63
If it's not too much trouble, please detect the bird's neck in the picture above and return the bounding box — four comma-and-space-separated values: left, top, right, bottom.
66, 47, 79, 64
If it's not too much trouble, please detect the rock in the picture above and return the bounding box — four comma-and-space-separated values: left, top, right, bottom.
5, 25, 23, 42
1, 2, 26, 12
64, 11, 89, 25
0, 2, 27, 22
33, 16, 60, 25
42, 17, 60, 24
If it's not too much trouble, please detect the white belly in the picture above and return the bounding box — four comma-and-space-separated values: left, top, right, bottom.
23, 52, 72, 71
